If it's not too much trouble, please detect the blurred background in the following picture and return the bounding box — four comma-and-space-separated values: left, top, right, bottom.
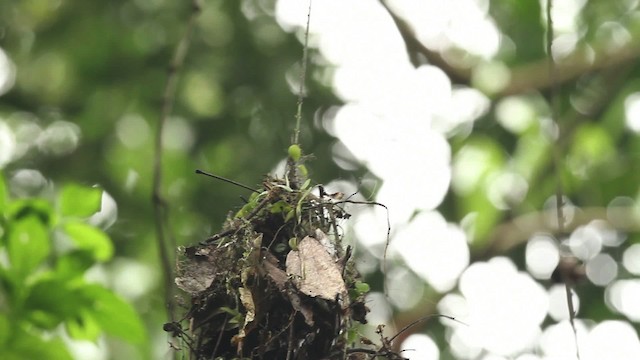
1, 0, 640, 359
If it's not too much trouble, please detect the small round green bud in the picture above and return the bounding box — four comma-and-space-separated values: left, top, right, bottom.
355, 281, 370, 294
288, 144, 302, 162
288, 237, 298, 250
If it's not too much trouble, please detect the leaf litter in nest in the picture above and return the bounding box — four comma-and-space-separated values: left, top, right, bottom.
172, 164, 383, 359
175, 246, 218, 295
286, 229, 349, 308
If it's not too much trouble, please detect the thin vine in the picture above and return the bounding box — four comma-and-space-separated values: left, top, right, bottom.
292, 0, 312, 145
546, 0, 580, 358
152, 0, 202, 327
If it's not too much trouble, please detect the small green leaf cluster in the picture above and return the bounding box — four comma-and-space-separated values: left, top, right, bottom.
0, 175, 145, 359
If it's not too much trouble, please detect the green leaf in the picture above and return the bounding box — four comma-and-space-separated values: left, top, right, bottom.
7, 199, 54, 226
235, 191, 267, 218
7, 215, 50, 281
269, 200, 291, 214
24, 276, 85, 329
1, 329, 72, 360
54, 250, 96, 280
59, 184, 102, 218
77, 284, 146, 343
0, 314, 9, 347
63, 221, 114, 262
26, 279, 145, 343
65, 310, 102, 341
300, 178, 311, 190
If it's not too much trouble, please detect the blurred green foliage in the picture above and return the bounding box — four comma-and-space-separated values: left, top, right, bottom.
0, 175, 145, 359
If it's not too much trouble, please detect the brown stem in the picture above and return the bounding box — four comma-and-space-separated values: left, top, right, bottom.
379, 0, 640, 97
152, 0, 202, 328
479, 206, 640, 259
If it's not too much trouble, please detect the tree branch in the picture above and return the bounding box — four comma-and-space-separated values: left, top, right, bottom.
478, 206, 640, 259
380, 0, 640, 97
152, 0, 202, 326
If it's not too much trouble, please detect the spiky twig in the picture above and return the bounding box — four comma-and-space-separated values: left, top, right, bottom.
292, 0, 312, 145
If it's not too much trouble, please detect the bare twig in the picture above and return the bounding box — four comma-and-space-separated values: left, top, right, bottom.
378, 0, 471, 83
379, 0, 640, 97
546, 1, 580, 358
211, 314, 228, 358
292, 0, 312, 145
152, 0, 201, 327
200, 191, 275, 245
195, 169, 260, 193
334, 199, 392, 297
388, 314, 466, 344
480, 206, 640, 259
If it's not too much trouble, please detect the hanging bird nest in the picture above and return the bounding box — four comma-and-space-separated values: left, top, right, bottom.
172, 150, 376, 359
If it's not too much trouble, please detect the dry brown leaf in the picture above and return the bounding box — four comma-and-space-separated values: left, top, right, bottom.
286, 233, 348, 307
175, 248, 217, 295
261, 252, 315, 325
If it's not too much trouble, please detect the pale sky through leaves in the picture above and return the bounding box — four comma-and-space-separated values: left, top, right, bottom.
276, 0, 640, 358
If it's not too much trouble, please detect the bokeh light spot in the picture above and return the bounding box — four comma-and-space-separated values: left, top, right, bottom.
0, 121, 16, 168
548, 284, 580, 321
0, 48, 17, 96
526, 234, 559, 279
622, 244, 640, 275
586, 253, 617, 286
624, 92, 640, 133
116, 114, 150, 149
37, 120, 81, 156
400, 334, 439, 360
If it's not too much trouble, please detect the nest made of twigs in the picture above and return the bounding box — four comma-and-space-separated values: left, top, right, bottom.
172, 169, 375, 360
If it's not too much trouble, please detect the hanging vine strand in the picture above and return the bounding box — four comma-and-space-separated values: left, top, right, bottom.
152, 0, 202, 327
292, 0, 312, 145
546, 0, 580, 358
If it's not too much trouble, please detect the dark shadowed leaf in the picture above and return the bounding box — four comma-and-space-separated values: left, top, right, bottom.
77, 284, 146, 343
0, 329, 72, 360
24, 276, 85, 330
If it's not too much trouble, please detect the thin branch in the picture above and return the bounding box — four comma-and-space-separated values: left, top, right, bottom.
380, 0, 640, 97
480, 206, 640, 260
546, 1, 580, 358
378, 0, 471, 84
335, 199, 392, 297
195, 169, 260, 193
292, 0, 312, 145
152, 0, 202, 326
388, 314, 466, 344
505, 44, 640, 96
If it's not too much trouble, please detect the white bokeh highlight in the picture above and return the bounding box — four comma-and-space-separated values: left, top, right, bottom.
606, 279, 640, 322
0, 120, 16, 168
454, 257, 548, 356
400, 334, 439, 360
548, 284, 580, 321
275, 1, 639, 359
391, 211, 469, 293
526, 234, 560, 279
624, 92, 640, 133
